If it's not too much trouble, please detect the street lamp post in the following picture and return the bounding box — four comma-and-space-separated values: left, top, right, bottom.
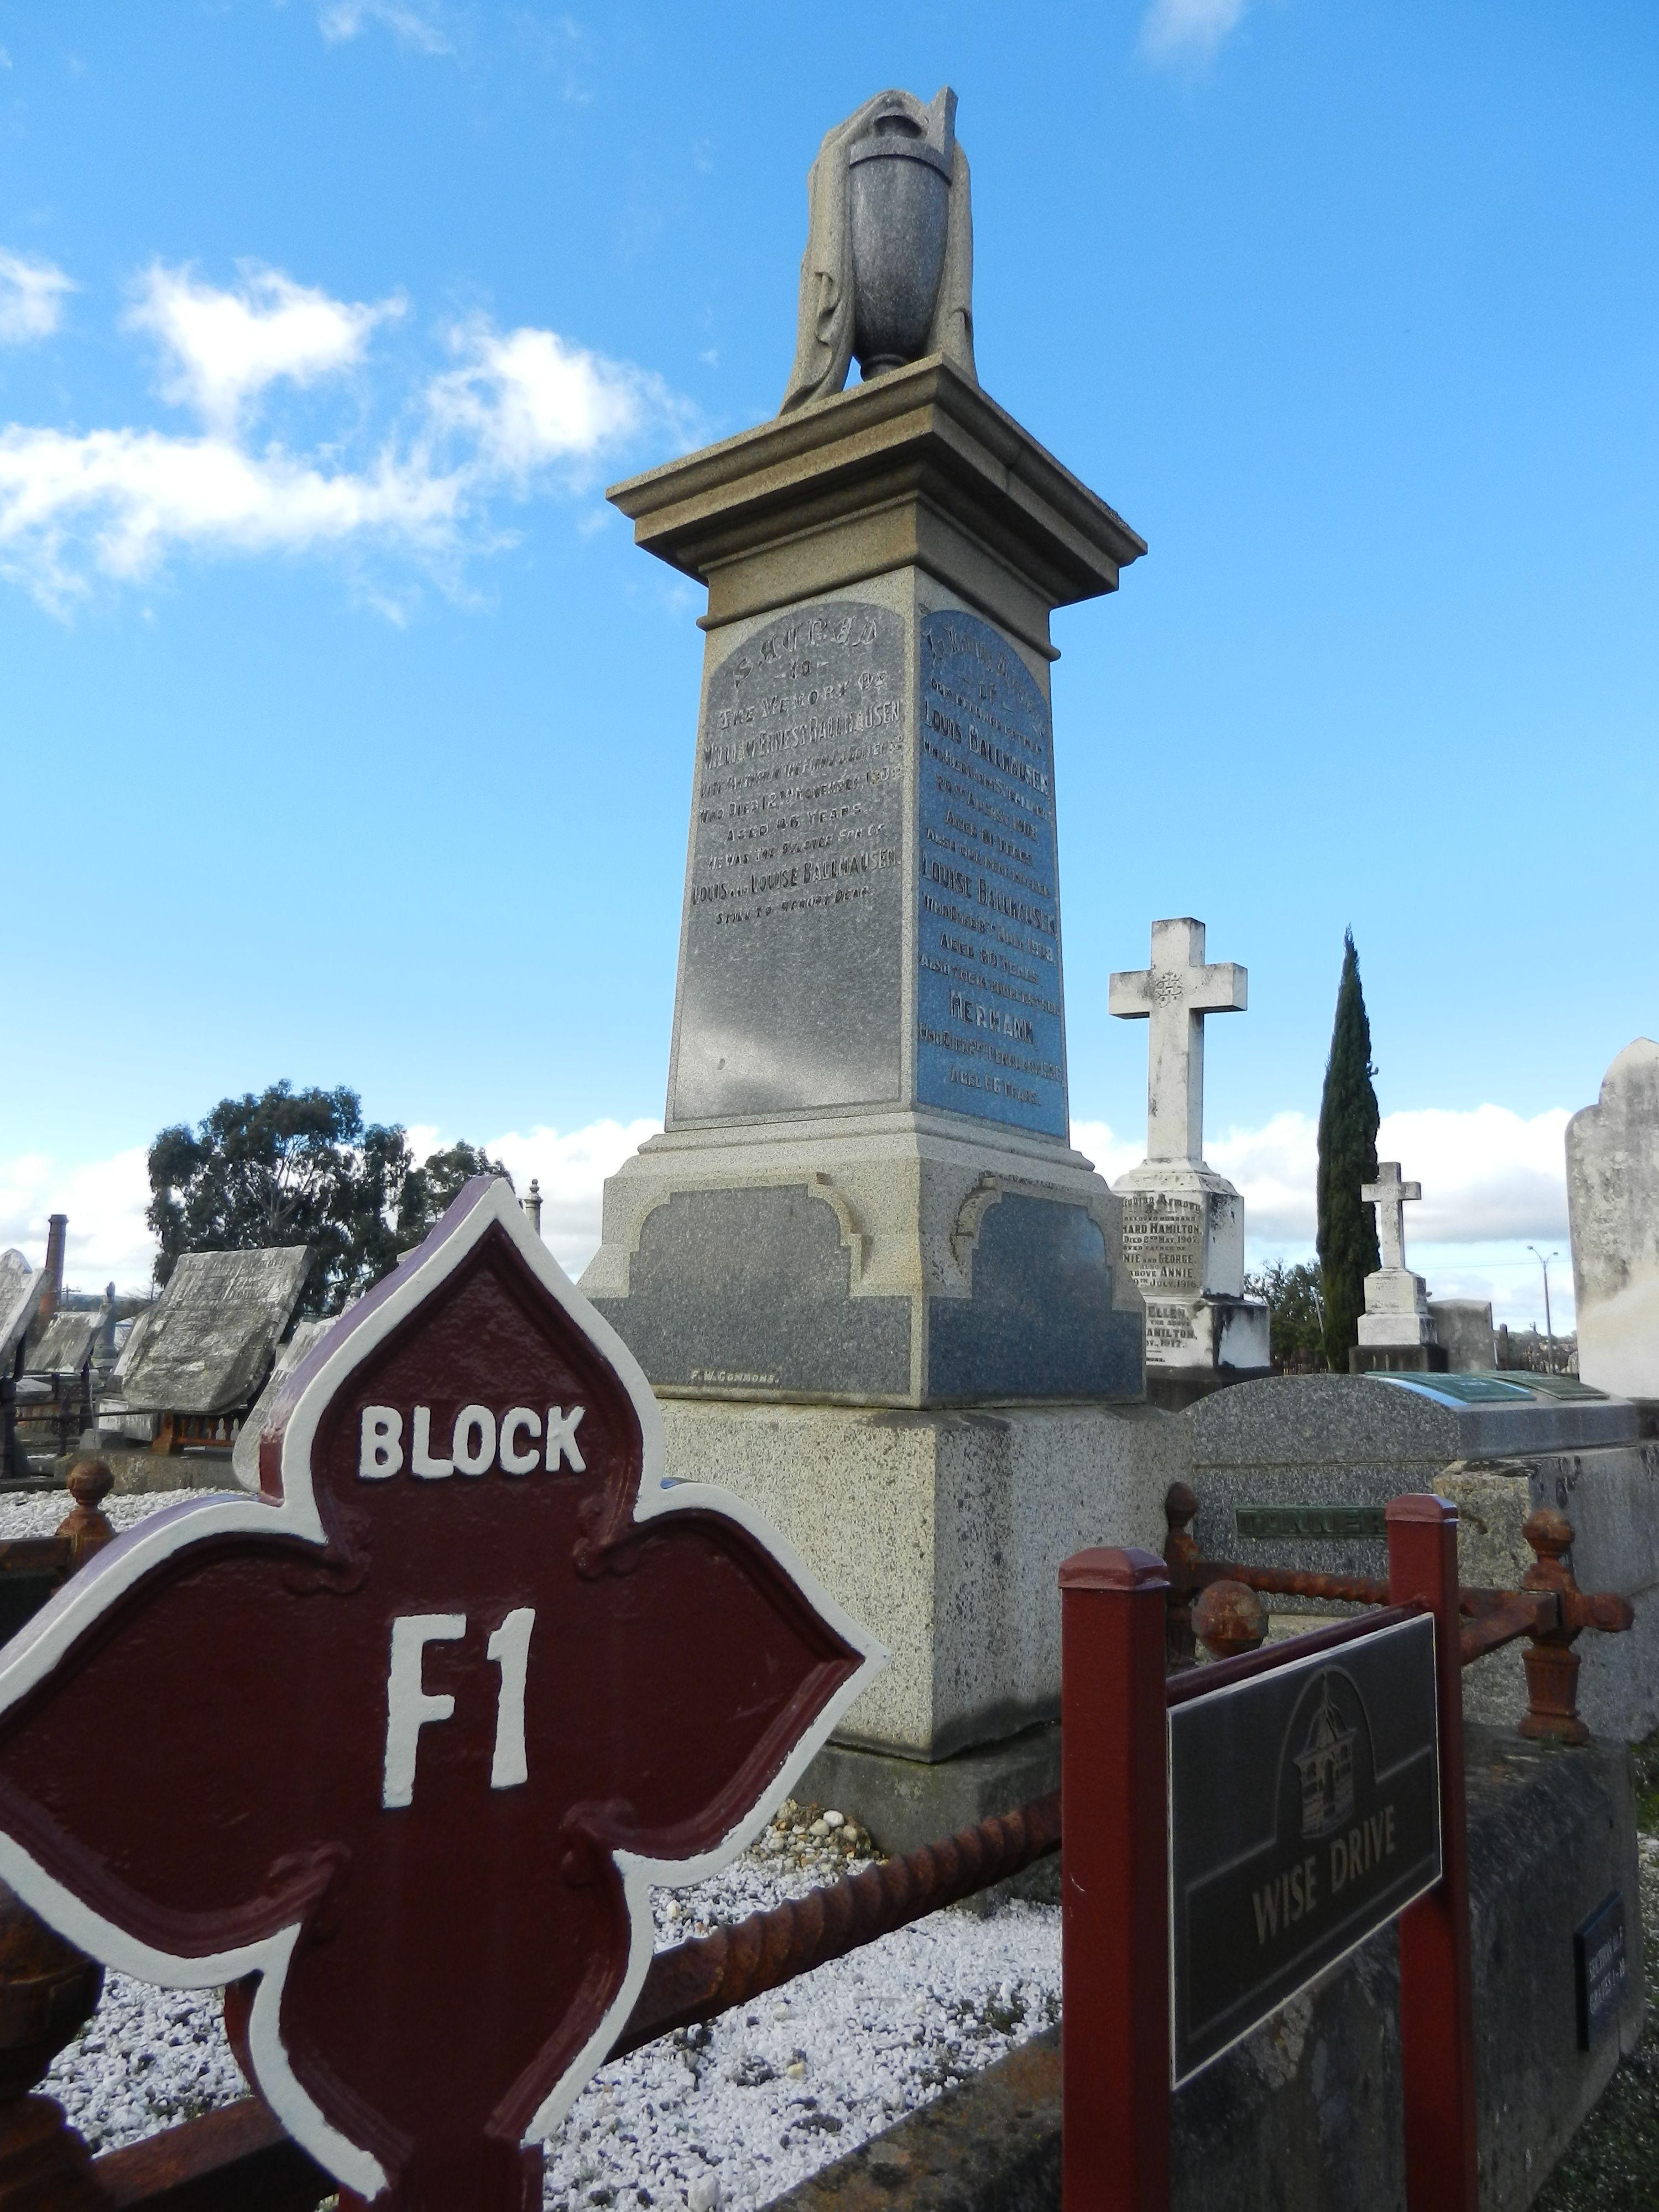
1528, 1246, 1560, 1369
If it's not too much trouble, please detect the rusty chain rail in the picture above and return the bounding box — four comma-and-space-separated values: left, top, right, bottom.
83, 1791, 1064, 2210
1164, 1482, 1635, 1742
612, 1788, 1060, 2056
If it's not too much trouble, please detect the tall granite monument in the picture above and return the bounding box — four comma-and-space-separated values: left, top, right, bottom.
1108, 916, 1269, 1404
582, 90, 1178, 1835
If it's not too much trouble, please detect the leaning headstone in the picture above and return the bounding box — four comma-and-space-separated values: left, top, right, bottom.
0, 1253, 47, 1484
231, 1314, 338, 1489
120, 1246, 314, 1451
581, 87, 1176, 1843
1567, 1038, 1659, 1406
1353, 1162, 1442, 1371
1427, 1299, 1495, 1373
1109, 917, 1269, 1404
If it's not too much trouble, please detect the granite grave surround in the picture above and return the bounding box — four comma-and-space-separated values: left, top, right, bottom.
1568, 1036, 1659, 1412
579, 91, 1177, 1834
1185, 1372, 1659, 1741
767, 1727, 1643, 2212
1108, 916, 1269, 1406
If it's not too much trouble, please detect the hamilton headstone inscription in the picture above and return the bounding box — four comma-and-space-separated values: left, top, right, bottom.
0, 1178, 877, 2212
1109, 919, 1269, 1400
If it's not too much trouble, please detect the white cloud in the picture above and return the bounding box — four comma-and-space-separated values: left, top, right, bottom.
0, 425, 462, 607
483, 1119, 660, 1277
317, 0, 455, 55
126, 262, 401, 431
0, 1103, 1580, 1333
0, 1149, 156, 1297
0, 249, 75, 345
427, 320, 688, 481
0, 264, 686, 611
1140, 0, 1251, 62
1078, 1100, 1574, 1329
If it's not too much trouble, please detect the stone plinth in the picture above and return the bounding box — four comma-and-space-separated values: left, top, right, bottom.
1568, 1037, 1659, 1402
583, 359, 1148, 1410
660, 1398, 1183, 1762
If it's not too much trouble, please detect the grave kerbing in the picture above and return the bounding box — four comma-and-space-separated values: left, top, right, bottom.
1108, 916, 1270, 1406
580, 88, 1181, 1834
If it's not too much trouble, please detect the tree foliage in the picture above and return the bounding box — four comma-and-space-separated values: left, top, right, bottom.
1245, 1259, 1327, 1369
395, 1142, 514, 1248
1315, 931, 1381, 1370
146, 1084, 512, 1318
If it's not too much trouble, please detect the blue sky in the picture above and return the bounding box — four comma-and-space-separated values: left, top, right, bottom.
2, 0, 1654, 1322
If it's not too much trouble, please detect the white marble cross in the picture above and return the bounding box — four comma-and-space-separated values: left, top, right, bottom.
1361, 1162, 1421, 1272
1109, 918, 1247, 1164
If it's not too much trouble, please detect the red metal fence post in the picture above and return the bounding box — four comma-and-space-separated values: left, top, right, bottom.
1386, 1494, 1478, 2212
1059, 1546, 1170, 2212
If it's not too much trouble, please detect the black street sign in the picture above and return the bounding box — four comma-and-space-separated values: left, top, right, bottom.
1168, 1614, 1441, 2086
1575, 1892, 1627, 2051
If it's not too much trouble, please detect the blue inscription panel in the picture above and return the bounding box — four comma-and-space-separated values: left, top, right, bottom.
916, 610, 1067, 1137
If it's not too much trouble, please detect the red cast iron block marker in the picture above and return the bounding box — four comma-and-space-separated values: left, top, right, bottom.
0, 1178, 881, 2212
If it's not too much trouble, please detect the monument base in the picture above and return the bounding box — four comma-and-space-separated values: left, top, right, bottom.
1349, 1344, 1450, 1374
800, 1720, 1060, 1861
586, 1109, 1145, 1410
659, 1396, 1187, 1762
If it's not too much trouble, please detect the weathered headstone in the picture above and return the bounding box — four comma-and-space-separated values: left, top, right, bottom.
0, 1177, 877, 2212
1109, 917, 1269, 1401
1567, 1038, 1659, 1404
1427, 1298, 1495, 1373
0, 1253, 46, 1484
1184, 1371, 1659, 1741
119, 1246, 314, 1451
580, 88, 1176, 1836
1353, 1162, 1441, 1370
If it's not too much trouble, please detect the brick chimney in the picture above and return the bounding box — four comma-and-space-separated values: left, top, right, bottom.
38, 1214, 67, 1326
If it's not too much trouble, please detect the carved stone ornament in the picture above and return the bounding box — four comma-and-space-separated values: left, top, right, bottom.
0, 1177, 880, 2212
779, 86, 977, 414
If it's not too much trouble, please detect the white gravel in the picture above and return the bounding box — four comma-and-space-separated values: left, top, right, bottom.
8, 1486, 1060, 2205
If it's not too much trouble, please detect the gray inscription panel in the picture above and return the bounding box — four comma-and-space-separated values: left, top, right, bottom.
1120, 1193, 1204, 1297
672, 603, 905, 1123
915, 611, 1066, 1138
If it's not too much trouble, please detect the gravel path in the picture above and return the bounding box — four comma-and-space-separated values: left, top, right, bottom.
7, 1485, 1061, 2208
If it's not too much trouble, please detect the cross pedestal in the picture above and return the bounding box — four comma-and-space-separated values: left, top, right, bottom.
1109, 919, 1269, 1402
1355, 1161, 1440, 1366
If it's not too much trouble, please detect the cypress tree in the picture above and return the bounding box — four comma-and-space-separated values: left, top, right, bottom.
1316, 930, 1381, 1370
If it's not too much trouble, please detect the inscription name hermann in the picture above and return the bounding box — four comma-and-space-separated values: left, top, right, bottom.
915, 609, 1066, 1137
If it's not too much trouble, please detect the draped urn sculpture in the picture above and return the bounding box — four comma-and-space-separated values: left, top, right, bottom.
780, 86, 977, 410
